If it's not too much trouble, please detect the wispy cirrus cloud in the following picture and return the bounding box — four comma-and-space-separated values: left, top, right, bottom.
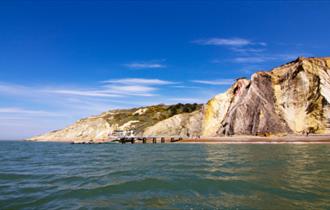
195, 37, 310, 66
233, 56, 270, 63
191, 79, 234, 85
45, 83, 160, 98
232, 53, 309, 64
45, 89, 123, 98
230, 47, 266, 53
0, 78, 175, 100
125, 62, 166, 69
102, 78, 174, 85
193, 37, 252, 47
0, 82, 31, 96
46, 78, 175, 98
193, 37, 269, 64
0, 78, 177, 102
101, 85, 158, 97
193, 37, 266, 48
0, 107, 63, 117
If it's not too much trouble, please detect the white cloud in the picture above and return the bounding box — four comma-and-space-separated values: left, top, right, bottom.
101, 85, 158, 96
0, 78, 176, 101
103, 78, 174, 85
193, 37, 268, 59
195, 37, 308, 65
192, 79, 234, 85
232, 53, 307, 63
233, 56, 271, 63
230, 47, 266, 53
125, 63, 166, 69
0, 82, 32, 97
45, 86, 156, 98
0, 107, 62, 117
45, 89, 123, 98
105, 85, 155, 92
170, 85, 200, 89
39, 78, 177, 98
193, 38, 252, 47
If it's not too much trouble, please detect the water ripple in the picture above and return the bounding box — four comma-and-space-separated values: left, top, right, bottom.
0, 141, 329, 209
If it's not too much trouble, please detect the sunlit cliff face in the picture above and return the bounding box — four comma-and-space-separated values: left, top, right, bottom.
271, 57, 330, 134
202, 57, 330, 137
201, 78, 250, 136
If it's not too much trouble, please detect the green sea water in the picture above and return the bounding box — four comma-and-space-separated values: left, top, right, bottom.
0, 141, 329, 209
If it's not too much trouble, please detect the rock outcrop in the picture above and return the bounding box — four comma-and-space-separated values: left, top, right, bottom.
28, 103, 202, 141
29, 115, 112, 142
203, 57, 330, 136
29, 57, 330, 141
143, 110, 203, 137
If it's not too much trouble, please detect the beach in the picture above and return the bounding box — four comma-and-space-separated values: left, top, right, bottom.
179, 134, 330, 144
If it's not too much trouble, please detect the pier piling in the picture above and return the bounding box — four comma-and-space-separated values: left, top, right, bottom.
130, 137, 135, 144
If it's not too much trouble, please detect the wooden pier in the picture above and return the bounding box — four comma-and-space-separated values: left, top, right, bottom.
116, 136, 183, 144
71, 136, 184, 144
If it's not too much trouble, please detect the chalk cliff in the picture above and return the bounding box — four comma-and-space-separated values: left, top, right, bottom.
29, 57, 330, 141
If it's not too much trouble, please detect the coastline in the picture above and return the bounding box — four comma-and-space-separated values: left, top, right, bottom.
179, 134, 330, 144
24, 134, 330, 144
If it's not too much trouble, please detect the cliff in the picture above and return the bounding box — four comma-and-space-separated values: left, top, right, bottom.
29, 57, 330, 141
203, 57, 330, 136
28, 103, 202, 142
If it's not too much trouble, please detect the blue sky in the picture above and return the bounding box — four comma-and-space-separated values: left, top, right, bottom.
1, 1, 330, 139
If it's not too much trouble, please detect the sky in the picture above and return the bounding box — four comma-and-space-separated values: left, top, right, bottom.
0, 0, 330, 140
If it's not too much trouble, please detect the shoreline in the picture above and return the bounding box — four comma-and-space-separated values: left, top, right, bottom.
178, 141, 330, 144
179, 134, 330, 144
24, 134, 330, 144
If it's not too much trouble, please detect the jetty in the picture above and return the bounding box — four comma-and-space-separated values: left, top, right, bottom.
71, 136, 185, 144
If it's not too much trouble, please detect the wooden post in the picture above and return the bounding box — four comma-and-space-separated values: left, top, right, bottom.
161, 137, 165, 143
121, 137, 126, 144
130, 137, 135, 144
142, 137, 146, 144
152, 137, 156, 144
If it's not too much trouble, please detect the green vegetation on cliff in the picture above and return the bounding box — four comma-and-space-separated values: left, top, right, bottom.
104, 103, 202, 133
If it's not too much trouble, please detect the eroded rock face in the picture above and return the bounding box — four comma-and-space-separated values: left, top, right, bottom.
202, 78, 250, 136
203, 57, 330, 136
271, 58, 330, 133
143, 110, 203, 137
28, 116, 112, 142
218, 72, 291, 136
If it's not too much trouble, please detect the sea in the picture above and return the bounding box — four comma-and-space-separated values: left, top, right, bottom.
0, 141, 329, 210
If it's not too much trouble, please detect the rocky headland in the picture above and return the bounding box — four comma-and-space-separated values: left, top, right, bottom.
28, 57, 330, 142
